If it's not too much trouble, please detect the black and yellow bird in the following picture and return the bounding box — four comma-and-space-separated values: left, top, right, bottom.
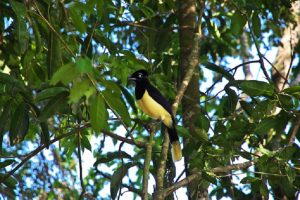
128, 69, 182, 162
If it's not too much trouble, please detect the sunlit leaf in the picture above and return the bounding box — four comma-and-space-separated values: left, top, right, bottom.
102, 90, 131, 125
81, 134, 92, 152
75, 57, 93, 74
90, 94, 108, 132
69, 79, 95, 103
50, 63, 80, 85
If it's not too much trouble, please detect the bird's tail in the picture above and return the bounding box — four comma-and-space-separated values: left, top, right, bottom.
167, 127, 182, 162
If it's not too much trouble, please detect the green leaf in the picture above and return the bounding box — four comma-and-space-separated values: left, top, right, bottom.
110, 162, 136, 200
1, 174, 17, 189
75, 57, 93, 74
230, 12, 247, 35
9, 102, 29, 144
237, 80, 274, 97
50, 63, 80, 85
0, 160, 15, 168
223, 86, 238, 116
40, 122, 50, 148
176, 126, 190, 138
202, 62, 234, 81
47, 28, 61, 79
90, 94, 108, 132
10, 0, 26, 17
278, 94, 293, 110
119, 85, 137, 114
0, 72, 26, 91
282, 86, 300, 94
239, 100, 254, 117
94, 151, 132, 166
240, 176, 260, 184
38, 92, 69, 121
69, 79, 95, 103
35, 87, 68, 102
252, 12, 261, 37
0, 102, 12, 151
81, 135, 92, 151
254, 117, 277, 137
102, 90, 131, 125
285, 165, 296, 184
259, 182, 269, 199
69, 7, 87, 33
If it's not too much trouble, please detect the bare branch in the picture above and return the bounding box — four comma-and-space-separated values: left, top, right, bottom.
77, 129, 85, 199
0, 124, 89, 184
142, 126, 155, 200
101, 129, 145, 148
160, 161, 255, 198
288, 116, 300, 146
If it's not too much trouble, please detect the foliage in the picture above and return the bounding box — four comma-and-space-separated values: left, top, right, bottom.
0, 0, 299, 199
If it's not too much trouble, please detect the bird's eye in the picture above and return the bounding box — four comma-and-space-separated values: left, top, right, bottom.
138, 73, 143, 78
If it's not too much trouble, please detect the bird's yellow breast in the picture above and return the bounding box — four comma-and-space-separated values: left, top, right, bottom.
137, 90, 172, 128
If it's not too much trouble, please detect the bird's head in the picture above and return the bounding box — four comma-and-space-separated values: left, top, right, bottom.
128, 69, 149, 83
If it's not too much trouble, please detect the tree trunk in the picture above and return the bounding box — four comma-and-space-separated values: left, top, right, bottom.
272, 1, 300, 91
271, 1, 300, 199
178, 0, 206, 199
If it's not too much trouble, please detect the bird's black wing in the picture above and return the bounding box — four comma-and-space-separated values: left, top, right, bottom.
145, 83, 174, 117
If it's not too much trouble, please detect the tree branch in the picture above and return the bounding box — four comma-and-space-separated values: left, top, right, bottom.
0, 124, 89, 184
159, 161, 255, 198
288, 116, 300, 146
77, 129, 86, 199
142, 126, 155, 200
101, 129, 145, 148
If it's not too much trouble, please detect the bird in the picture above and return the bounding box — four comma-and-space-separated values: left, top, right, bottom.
128, 69, 182, 162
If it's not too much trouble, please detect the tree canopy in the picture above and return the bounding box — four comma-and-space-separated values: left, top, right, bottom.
0, 0, 300, 199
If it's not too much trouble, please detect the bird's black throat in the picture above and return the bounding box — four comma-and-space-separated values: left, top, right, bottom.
135, 79, 149, 100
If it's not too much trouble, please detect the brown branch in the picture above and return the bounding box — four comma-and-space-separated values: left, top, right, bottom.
160, 161, 255, 198
288, 116, 300, 146
101, 129, 145, 148
77, 129, 85, 199
0, 124, 89, 184
142, 126, 155, 200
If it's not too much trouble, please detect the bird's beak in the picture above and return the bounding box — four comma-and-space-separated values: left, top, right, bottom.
127, 76, 136, 81
127, 76, 136, 86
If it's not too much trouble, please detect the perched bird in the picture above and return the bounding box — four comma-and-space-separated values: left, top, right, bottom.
128, 69, 182, 162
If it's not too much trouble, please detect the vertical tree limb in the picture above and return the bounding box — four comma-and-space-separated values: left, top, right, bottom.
142, 126, 155, 200
77, 129, 85, 199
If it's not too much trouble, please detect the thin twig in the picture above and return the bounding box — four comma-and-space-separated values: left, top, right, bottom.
0, 124, 89, 184
85, 21, 99, 55
77, 128, 85, 199
288, 116, 300, 146
281, 52, 295, 91
102, 129, 145, 148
